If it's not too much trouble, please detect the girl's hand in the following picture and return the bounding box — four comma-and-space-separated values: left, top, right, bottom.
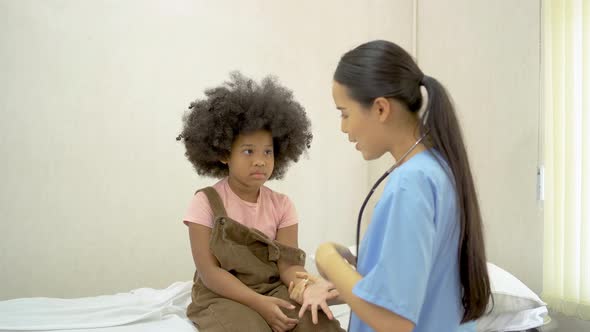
252, 295, 298, 332
289, 272, 339, 324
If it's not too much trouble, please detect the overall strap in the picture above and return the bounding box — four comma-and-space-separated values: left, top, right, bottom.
195, 187, 228, 218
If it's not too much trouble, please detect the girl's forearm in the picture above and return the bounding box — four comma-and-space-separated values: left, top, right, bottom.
278, 262, 306, 287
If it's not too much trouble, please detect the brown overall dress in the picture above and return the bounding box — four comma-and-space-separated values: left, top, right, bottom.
186, 187, 345, 332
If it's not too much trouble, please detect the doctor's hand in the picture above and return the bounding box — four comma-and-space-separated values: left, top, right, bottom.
332, 243, 357, 267
315, 242, 357, 281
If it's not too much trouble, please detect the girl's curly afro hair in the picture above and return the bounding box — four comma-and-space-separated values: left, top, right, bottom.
178, 72, 313, 180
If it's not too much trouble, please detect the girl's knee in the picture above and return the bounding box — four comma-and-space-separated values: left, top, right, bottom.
192, 301, 271, 332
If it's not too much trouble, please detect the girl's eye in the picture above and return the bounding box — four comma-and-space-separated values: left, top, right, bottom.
265, 150, 273, 156
243, 149, 253, 155
340, 114, 349, 119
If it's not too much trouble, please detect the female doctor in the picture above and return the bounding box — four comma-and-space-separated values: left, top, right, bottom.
314, 40, 491, 332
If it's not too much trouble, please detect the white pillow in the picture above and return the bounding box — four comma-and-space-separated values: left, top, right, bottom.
478, 263, 548, 332
486, 263, 546, 314
477, 306, 549, 332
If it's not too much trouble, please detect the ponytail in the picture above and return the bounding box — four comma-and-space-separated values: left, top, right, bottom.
334, 40, 492, 323
421, 75, 492, 322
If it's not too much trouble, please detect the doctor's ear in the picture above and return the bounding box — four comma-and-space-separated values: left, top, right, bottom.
373, 97, 392, 121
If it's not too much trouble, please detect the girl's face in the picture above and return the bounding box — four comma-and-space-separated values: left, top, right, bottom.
224, 130, 274, 187
332, 81, 389, 160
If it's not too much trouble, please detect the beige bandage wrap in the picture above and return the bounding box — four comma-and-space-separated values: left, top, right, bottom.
288, 272, 321, 304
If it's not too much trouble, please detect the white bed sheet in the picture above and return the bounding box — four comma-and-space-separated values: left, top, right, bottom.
35, 315, 198, 332
0, 281, 351, 332
0, 279, 551, 332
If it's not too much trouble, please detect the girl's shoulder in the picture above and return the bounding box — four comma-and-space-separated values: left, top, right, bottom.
191, 178, 229, 206
211, 177, 229, 190
260, 184, 291, 204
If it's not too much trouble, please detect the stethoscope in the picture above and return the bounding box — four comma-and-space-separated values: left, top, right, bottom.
354, 131, 430, 258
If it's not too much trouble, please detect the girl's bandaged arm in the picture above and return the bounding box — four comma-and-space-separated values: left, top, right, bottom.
188, 223, 271, 309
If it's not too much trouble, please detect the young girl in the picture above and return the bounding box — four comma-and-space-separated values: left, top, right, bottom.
177, 72, 344, 332
314, 40, 492, 332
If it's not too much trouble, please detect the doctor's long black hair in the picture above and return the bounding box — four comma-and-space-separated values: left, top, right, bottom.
334, 40, 491, 323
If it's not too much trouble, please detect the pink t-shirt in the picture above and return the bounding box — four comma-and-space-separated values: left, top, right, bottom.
183, 178, 298, 240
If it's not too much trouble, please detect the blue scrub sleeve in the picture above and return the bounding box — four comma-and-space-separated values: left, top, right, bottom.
352, 172, 436, 324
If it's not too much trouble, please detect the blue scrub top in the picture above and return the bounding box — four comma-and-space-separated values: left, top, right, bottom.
349, 150, 475, 332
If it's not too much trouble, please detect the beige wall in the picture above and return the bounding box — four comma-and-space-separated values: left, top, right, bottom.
0, 0, 413, 300
416, 0, 543, 294
0, 0, 543, 300
370, 0, 543, 294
